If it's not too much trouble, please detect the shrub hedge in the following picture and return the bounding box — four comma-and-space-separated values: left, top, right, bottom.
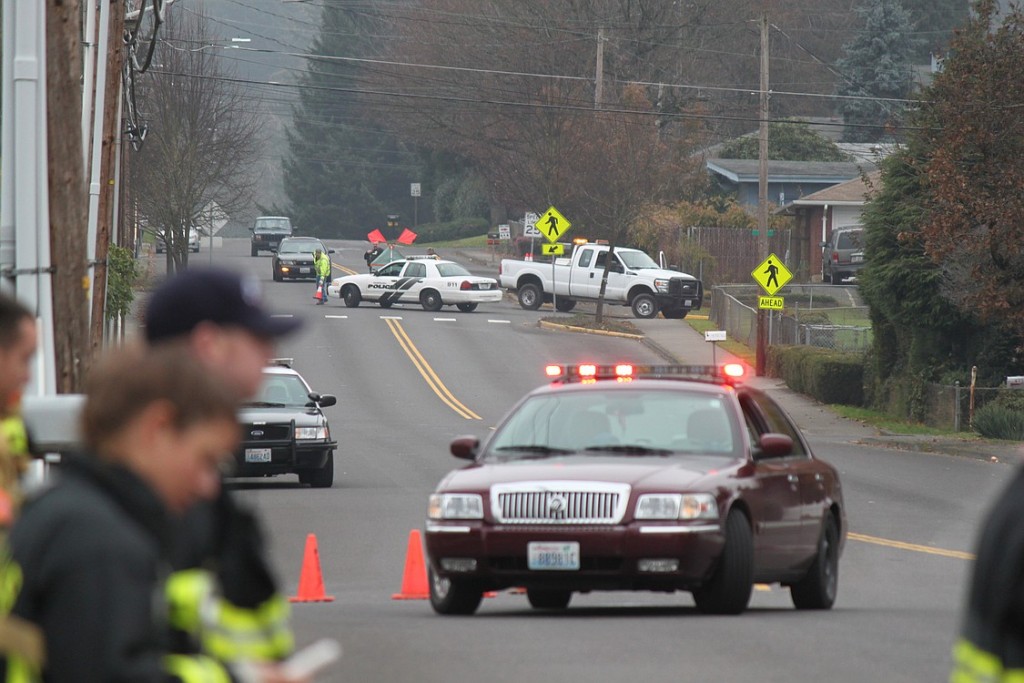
766, 345, 865, 406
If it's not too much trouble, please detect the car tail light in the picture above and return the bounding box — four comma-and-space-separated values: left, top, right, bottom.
832, 252, 838, 263
460, 280, 472, 290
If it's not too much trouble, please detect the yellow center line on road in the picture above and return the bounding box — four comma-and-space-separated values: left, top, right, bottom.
384, 318, 482, 420
848, 532, 974, 560
332, 262, 359, 276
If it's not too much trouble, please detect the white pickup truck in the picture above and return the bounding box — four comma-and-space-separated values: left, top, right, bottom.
498, 243, 704, 319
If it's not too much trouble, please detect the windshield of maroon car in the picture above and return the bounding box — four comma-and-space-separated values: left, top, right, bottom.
484, 389, 743, 460
278, 240, 323, 254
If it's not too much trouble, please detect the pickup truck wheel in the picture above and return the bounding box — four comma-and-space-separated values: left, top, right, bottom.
420, 290, 443, 311
299, 453, 334, 489
554, 299, 576, 312
517, 283, 543, 310
342, 286, 361, 308
456, 303, 478, 312
630, 293, 659, 319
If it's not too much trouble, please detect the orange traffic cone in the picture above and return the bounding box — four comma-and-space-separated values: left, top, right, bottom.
290, 533, 335, 603
391, 529, 430, 600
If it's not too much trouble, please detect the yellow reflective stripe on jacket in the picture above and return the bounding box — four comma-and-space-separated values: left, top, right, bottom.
4, 656, 38, 683
163, 655, 230, 683
202, 595, 293, 662
951, 639, 1024, 683
165, 569, 213, 634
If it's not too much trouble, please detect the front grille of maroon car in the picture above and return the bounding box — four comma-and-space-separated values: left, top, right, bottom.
491, 482, 631, 524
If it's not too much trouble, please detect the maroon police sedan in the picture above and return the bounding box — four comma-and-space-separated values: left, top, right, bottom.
425, 363, 846, 615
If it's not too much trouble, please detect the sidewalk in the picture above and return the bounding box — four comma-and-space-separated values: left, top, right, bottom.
449, 245, 1016, 464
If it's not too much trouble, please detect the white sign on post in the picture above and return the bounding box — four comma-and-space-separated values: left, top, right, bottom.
410, 183, 421, 197
523, 212, 540, 238
704, 331, 727, 342
498, 224, 510, 240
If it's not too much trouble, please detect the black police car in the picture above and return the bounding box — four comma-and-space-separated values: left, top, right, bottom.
234, 361, 337, 488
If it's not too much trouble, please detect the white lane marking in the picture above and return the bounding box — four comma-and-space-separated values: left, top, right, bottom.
434, 318, 457, 322
380, 316, 403, 320
270, 314, 294, 318
487, 319, 511, 324
324, 315, 348, 319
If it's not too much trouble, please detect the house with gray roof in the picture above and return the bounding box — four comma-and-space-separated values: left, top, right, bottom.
705, 159, 877, 210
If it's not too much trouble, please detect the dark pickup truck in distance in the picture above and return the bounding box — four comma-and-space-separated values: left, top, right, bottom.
251, 216, 293, 256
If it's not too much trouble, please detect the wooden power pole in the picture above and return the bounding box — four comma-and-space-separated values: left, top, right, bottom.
90, 1, 127, 356
756, 12, 769, 376
45, 0, 89, 393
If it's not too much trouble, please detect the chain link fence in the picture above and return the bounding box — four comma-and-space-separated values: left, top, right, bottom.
710, 284, 871, 352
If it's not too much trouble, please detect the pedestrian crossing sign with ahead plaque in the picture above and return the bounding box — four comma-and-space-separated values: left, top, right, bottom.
752, 253, 793, 296
539, 206, 571, 243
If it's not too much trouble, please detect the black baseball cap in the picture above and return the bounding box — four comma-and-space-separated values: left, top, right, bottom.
144, 267, 303, 342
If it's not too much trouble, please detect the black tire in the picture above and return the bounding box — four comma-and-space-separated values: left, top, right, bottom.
379, 299, 394, 309
661, 308, 687, 319
630, 292, 659, 319
526, 588, 572, 610
693, 510, 753, 615
517, 283, 543, 310
298, 452, 334, 489
342, 286, 361, 308
251, 245, 259, 257
456, 302, 478, 313
790, 514, 839, 610
428, 566, 482, 615
420, 290, 443, 312
554, 298, 576, 312
822, 268, 833, 284
273, 267, 282, 282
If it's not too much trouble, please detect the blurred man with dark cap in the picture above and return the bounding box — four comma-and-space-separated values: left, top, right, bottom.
144, 267, 302, 668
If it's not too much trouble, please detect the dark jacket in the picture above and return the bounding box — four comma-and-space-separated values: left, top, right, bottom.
1, 454, 231, 682
952, 466, 1024, 681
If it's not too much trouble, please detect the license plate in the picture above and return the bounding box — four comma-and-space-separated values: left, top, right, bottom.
245, 448, 272, 463
528, 542, 580, 571
684, 299, 692, 307
300, 267, 312, 273
479, 283, 491, 290
852, 254, 864, 263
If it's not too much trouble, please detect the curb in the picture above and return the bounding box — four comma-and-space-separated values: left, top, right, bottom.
538, 320, 643, 340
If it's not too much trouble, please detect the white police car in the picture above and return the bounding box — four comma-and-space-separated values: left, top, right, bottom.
327, 258, 502, 312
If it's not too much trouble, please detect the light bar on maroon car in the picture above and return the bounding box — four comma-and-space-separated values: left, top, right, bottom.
544, 363, 746, 384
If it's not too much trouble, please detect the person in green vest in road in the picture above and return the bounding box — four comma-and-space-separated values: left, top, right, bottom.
313, 249, 331, 304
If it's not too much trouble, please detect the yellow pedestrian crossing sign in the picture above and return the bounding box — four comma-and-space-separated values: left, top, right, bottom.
539, 206, 571, 243
541, 243, 564, 256
752, 253, 793, 296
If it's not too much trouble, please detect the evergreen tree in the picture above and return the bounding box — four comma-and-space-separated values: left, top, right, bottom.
717, 120, 851, 161
283, 6, 421, 238
834, 0, 919, 142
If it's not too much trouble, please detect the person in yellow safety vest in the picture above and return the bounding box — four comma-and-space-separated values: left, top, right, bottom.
313, 249, 331, 305
143, 268, 303, 670
0, 345, 308, 682
950, 464, 1024, 682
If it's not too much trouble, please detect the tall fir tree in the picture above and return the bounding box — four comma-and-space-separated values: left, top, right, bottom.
834, 0, 919, 142
283, 5, 420, 239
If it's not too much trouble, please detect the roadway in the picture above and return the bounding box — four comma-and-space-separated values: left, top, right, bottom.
173, 237, 1010, 682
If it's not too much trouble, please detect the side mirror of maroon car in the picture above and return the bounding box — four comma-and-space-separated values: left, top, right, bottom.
756, 433, 793, 459
450, 436, 480, 460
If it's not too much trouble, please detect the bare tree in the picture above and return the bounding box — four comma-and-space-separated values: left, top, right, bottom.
129, 8, 263, 273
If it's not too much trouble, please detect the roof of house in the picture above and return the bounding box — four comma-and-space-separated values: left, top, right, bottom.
790, 169, 883, 207
706, 159, 876, 184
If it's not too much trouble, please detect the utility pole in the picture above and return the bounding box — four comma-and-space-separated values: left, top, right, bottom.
594, 28, 604, 109
46, 0, 89, 393
756, 12, 770, 376
90, 1, 127, 356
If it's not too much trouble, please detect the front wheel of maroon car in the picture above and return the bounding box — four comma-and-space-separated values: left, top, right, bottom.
693, 510, 753, 615
428, 567, 483, 615
790, 514, 839, 610
526, 588, 571, 610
